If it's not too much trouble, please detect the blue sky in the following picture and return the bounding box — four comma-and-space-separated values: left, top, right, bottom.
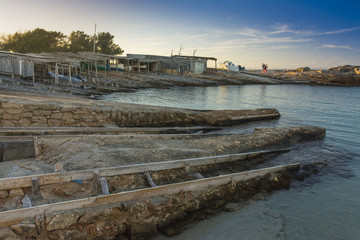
1, 0, 359, 69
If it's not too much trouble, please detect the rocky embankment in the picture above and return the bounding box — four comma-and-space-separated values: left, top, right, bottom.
0, 87, 328, 240
35, 126, 325, 171
253, 65, 360, 86
0, 91, 279, 128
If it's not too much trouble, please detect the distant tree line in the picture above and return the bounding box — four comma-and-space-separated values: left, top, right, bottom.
0, 28, 123, 55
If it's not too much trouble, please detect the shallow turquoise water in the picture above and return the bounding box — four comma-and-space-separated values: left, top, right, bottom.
102, 85, 360, 239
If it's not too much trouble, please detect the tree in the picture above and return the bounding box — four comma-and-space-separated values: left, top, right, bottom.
0, 28, 67, 53
68, 31, 93, 53
0, 28, 124, 55
96, 32, 123, 55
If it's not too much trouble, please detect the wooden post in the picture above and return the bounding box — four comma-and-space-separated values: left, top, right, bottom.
33, 137, 39, 161
148, 61, 150, 73
11, 58, 15, 79
61, 64, 64, 75
54, 163, 64, 173
68, 64, 72, 84
31, 177, 39, 195
116, 58, 118, 72
55, 63, 59, 84
138, 60, 140, 74
92, 170, 100, 194
127, 60, 130, 73
95, 61, 98, 77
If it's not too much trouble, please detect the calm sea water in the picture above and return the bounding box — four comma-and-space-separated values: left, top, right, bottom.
102, 85, 360, 240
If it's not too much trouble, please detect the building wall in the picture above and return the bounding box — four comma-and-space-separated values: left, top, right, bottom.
127, 54, 206, 74
0, 57, 34, 78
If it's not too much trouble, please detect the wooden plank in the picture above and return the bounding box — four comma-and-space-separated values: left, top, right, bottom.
0, 149, 289, 191
0, 126, 222, 135
0, 136, 34, 142
0, 164, 299, 226
230, 113, 280, 120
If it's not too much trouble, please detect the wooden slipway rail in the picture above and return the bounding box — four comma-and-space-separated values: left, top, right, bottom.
0, 163, 299, 227
0, 149, 289, 190
0, 126, 222, 136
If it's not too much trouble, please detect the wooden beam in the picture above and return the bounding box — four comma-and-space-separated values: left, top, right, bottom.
0, 164, 299, 227
0, 149, 290, 191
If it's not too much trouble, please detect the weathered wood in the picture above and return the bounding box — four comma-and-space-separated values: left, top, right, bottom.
68, 64, 72, 84
0, 136, 34, 142
145, 172, 157, 187
92, 170, 100, 194
0, 149, 289, 191
55, 63, 59, 84
230, 113, 280, 121
54, 163, 64, 173
31, 177, 39, 195
0, 164, 299, 227
33, 137, 39, 160
0, 126, 222, 137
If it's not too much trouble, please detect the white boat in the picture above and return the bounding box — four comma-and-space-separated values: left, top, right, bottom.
219, 61, 240, 72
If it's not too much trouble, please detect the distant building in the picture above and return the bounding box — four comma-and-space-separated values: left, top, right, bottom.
127, 54, 217, 75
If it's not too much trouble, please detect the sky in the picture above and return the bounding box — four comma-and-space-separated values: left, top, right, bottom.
1, 0, 359, 69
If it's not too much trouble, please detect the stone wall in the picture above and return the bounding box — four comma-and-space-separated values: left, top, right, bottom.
0, 171, 292, 240
0, 98, 280, 128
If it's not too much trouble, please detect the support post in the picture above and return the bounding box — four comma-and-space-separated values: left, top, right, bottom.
138, 60, 140, 74
95, 61, 98, 77
55, 63, 59, 84
31, 177, 39, 195
145, 172, 157, 187
68, 64, 72, 84
11, 58, 15, 79
54, 163, 64, 173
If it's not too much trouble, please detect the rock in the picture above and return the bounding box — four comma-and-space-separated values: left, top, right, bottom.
0, 228, 20, 240
10, 223, 36, 235
2, 120, 15, 127
51, 112, 63, 119
8, 188, 24, 197
223, 202, 241, 212
2, 114, 20, 120
129, 222, 157, 240
32, 110, 52, 116
1, 103, 23, 109
296, 67, 311, 72
4, 108, 23, 114
45, 211, 82, 231
18, 119, 30, 127
0, 190, 9, 199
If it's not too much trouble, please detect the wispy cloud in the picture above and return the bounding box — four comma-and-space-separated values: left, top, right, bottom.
316, 44, 360, 52
322, 44, 352, 49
